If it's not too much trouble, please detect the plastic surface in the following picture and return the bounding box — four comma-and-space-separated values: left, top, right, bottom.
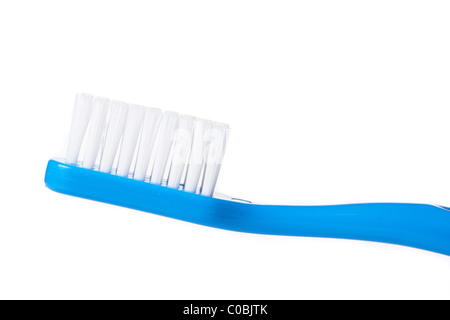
45, 160, 450, 256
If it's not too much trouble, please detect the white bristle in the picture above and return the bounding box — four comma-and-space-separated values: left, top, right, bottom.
116, 104, 145, 177
66, 93, 93, 165
133, 107, 162, 181
166, 115, 195, 189
183, 119, 212, 193
200, 122, 229, 197
64, 93, 229, 197
150, 111, 179, 185
82, 97, 111, 169
99, 100, 128, 173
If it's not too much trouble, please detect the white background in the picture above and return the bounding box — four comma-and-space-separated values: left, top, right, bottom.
1, 1, 450, 300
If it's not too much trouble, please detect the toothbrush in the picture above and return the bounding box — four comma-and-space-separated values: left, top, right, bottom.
45, 93, 450, 256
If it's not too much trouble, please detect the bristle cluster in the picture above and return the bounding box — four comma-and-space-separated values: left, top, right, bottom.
65, 93, 229, 197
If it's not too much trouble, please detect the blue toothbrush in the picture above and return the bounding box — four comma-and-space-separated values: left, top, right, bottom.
45, 93, 450, 256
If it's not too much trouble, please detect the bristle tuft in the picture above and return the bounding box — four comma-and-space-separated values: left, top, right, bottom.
64, 94, 229, 197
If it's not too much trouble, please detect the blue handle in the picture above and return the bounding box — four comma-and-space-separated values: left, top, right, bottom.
45, 160, 450, 256
234, 202, 450, 255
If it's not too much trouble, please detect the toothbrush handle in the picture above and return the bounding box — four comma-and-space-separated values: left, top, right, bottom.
45, 160, 450, 256
227, 202, 450, 255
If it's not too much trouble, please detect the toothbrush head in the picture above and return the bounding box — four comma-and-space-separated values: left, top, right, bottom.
63, 93, 229, 197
